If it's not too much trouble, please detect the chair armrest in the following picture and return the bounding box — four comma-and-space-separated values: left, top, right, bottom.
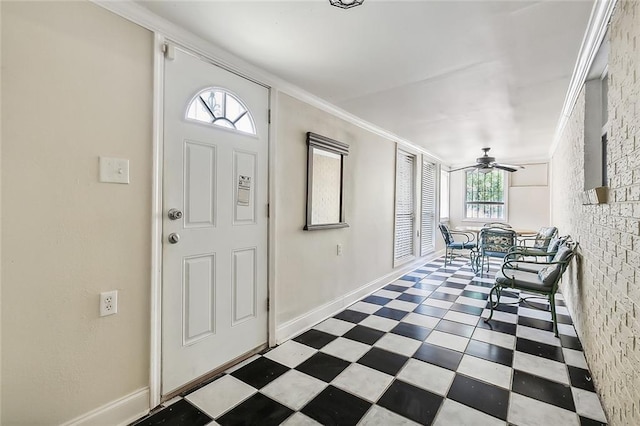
449, 231, 475, 243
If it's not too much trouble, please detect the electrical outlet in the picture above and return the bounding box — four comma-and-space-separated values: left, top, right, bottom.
337, 244, 343, 256
100, 290, 118, 317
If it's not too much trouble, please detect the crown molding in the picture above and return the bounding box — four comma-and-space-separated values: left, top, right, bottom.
549, 0, 617, 158
91, 0, 444, 163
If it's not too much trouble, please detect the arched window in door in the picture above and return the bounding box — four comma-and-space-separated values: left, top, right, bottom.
186, 88, 256, 135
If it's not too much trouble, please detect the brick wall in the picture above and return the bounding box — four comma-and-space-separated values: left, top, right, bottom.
550, 2, 640, 425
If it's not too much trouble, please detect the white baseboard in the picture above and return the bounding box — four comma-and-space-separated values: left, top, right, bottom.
61, 387, 149, 426
275, 251, 444, 344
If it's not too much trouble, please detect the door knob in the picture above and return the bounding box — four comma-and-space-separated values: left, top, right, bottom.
168, 208, 183, 221
168, 233, 180, 244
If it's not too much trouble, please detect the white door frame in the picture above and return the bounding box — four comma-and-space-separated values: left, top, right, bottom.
149, 34, 276, 408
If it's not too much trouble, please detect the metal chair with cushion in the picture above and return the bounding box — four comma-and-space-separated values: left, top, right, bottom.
477, 226, 517, 274
438, 223, 476, 267
518, 226, 558, 251
485, 238, 578, 336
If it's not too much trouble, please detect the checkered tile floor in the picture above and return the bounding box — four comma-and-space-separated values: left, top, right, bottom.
133, 256, 607, 426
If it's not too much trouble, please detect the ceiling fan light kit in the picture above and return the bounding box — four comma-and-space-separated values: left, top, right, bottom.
329, 0, 364, 9
450, 148, 525, 173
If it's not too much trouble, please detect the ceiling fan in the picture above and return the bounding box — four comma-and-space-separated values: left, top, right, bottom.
450, 148, 525, 173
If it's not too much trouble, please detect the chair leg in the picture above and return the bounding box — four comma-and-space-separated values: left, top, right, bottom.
485, 285, 499, 323
549, 294, 558, 337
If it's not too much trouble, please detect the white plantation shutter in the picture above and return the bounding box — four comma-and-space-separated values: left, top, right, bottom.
394, 150, 416, 261
421, 160, 437, 255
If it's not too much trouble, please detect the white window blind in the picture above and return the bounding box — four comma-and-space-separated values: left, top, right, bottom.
394, 150, 416, 262
421, 160, 437, 256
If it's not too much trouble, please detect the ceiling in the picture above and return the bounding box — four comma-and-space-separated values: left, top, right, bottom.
137, 0, 595, 166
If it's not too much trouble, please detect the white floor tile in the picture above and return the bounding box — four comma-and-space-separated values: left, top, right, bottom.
572, 388, 607, 422
508, 393, 579, 426
396, 358, 455, 396
434, 399, 506, 426
481, 309, 518, 324
446, 277, 472, 285
430, 271, 453, 277
512, 351, 569, 385
420, 278, 445, 286
349, 301, 383, 314
516, 325, 561, 347
472, 328, 516, 350
313, 318, 355, 336
457, 354, 512, 389
518, 307, 553, 322
456, 296, 487, 308
374, 333, 422, 356
443, 310, 479, 326
425, 330, 469, 352
320, 337, 371, 362
385, 299, 419, 312
405, 287, 432, 297
281, 412, 322, 426
422, 298, 454, 310
394, 279, 417, 287
331, 363, 394, 402
359, 315, 399, 332
185, 375, 256, 418
373, 289, 403, 299
359, 405, 421, 425
264, 340, 317, 368
556, 306, 570, 316
402, 312, 441, 329
562, 348, 588, 369
405, 272, 427, 278
557, 323, 577, 337
261, 370, 326, 410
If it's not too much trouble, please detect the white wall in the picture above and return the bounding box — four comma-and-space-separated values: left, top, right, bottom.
2, 2, 153, 424
449, 162, 551, 231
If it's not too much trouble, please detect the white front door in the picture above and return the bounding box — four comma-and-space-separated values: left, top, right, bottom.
162, 47, 269, 395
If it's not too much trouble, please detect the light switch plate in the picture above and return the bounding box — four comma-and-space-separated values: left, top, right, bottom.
99, 157, 130, 184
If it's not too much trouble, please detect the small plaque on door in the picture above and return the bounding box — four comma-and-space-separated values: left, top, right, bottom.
237, 175, 251, 206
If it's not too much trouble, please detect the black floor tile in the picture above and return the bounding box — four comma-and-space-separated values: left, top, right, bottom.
217, 393, 293, 426
133, 399, 212, 426
358, 347, 409, 376
293, 329, 337, 349
378, 380, 443, 425
374, 307, 409, 321
301, 385, 371, 426
489, 303, 519, 314
334, 309, 369, 323
397, 293, 427, 304
557, 313, 573, 325
447, 374, 509, 420
442, 281, 467, 289
385, 284, 409, 293
516, 337, 565, 363
477, 318, 517, 335
429, 291, 459, 302
520, 299, 550, 310
465, 340, 514, 367
559, 334, 584, 351
450, 303, 483, 316
391, 322, 432, 341
400, 275, 422, 282
413, 342, 463, 371
230, 357, 289, 389
580, 416, 607, 425
413, 304, 448, 318
434, 319, 475, 338
568, 365, 596, 392
512, 369, 575, 411
295, 352, 349, 383
362, 295, 392, 305
343, 325, 385, 345
413, 282, 439, 291
518, 316, 555, 332
461, 290, 489, 300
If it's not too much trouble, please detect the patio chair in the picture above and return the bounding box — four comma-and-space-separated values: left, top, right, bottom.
438, 223, 476, 267
477, 226, 516, 274
518, 226, 558, 251
483, 222, 513, 229
485, 238, 578, 336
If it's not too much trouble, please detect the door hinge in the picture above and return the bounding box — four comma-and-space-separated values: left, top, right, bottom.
268, 109, 271, 124
162, 43, 175, 60
267, 297, 270, 311
267, 203, 270, 218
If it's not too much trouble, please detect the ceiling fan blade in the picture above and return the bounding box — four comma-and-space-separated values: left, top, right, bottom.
449, 164, 480, 173
492, 163, 519, 172
496, 163, 524, 169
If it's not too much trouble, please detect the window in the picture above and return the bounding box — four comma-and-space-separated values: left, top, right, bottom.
186, 87, 256, 135
465, 170, 506, 220
394, 149, 417, 264
440, 169, 450, 220
421, 160, 437, 256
